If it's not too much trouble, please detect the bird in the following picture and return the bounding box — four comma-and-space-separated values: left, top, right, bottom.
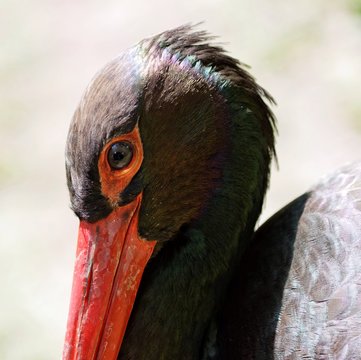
62, 25, 361, 359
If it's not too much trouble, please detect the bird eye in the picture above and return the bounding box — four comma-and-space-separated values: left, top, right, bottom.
107, 141, 133, 170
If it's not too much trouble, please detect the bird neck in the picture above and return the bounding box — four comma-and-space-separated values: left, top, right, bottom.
119, 175, 268, 360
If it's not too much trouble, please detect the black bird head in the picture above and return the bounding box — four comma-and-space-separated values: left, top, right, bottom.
63, 25, 276, 360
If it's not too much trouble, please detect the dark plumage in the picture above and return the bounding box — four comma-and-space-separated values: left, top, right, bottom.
64, 25, 361, 360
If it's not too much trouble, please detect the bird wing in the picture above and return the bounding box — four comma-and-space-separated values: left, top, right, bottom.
219, 162, 361, 359
274, 162, 361, 359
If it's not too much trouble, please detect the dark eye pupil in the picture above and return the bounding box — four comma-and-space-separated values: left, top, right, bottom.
113, 151, 125, 161
108, 142, 133, 169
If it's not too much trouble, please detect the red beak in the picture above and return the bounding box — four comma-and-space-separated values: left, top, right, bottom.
63, 194, 156, 359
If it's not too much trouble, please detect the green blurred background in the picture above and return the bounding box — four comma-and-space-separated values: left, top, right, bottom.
1, 0, 360, 358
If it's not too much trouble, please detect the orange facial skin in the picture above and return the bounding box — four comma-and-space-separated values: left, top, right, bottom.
98, 125, 143, 206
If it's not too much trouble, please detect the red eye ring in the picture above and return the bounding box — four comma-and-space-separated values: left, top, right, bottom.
98, 126, 143, 206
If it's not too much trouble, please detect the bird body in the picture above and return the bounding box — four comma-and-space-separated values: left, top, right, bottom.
63, 26, 361, 359
275, 163, 361, 358
221, 162, 361, 359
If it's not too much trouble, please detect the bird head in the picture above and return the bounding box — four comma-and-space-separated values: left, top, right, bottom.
63, 26, 276, 360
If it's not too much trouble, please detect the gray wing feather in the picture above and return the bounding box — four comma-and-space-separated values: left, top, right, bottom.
274, 162, 361, 359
